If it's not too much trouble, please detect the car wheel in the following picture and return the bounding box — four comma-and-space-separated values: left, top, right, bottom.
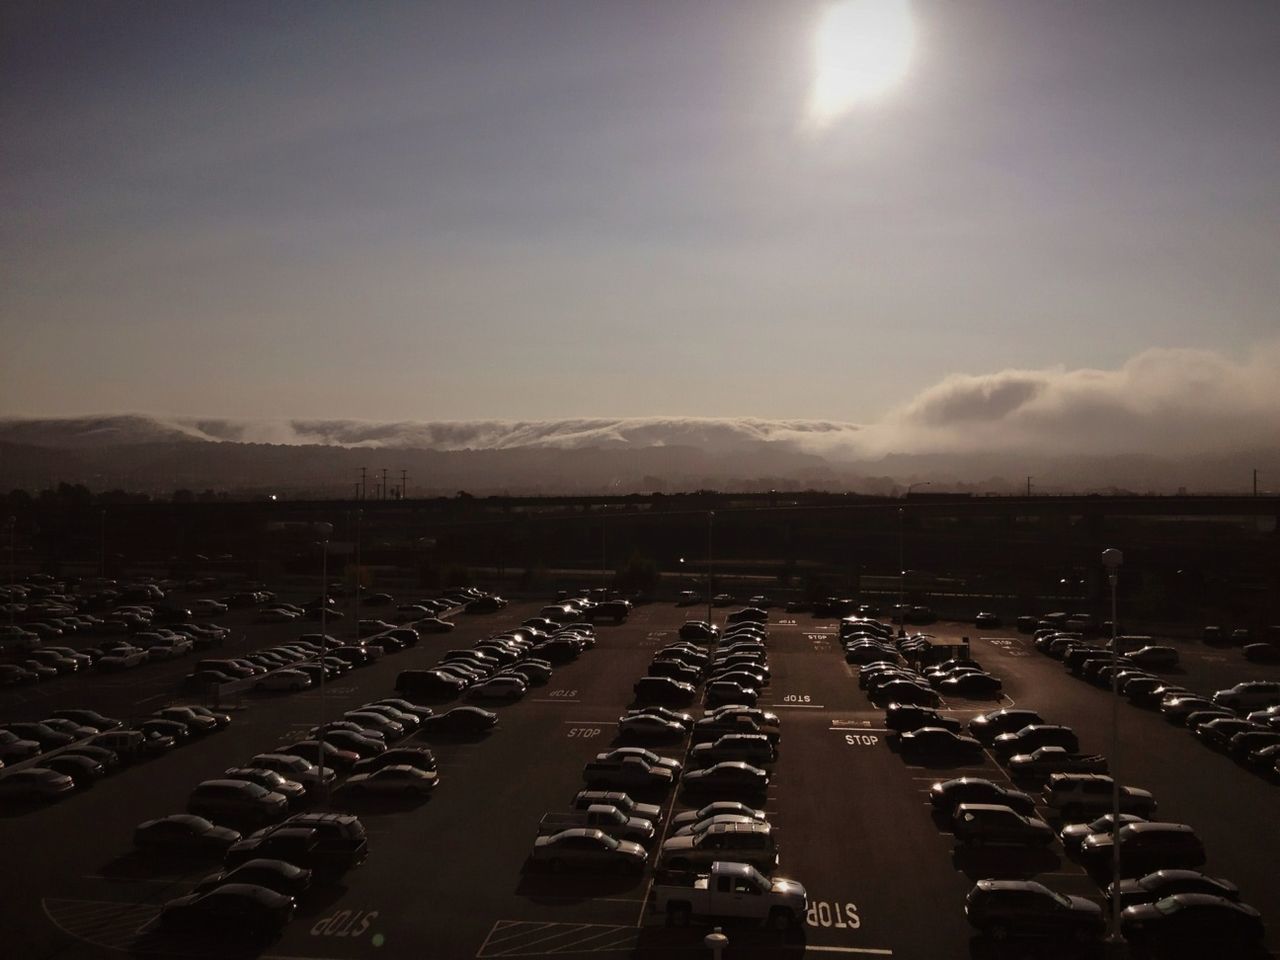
668, 858, 689, 872
668, 904, 691, 927
769, 908, 792, 931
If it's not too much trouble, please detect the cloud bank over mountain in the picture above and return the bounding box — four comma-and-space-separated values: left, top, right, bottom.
2, 344, 1276, 494
861, 343, 1280, 459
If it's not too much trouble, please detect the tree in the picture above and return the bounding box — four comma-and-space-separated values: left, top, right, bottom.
614, 550, 659, 592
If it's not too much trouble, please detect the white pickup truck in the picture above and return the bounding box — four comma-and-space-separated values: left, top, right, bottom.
650, 861, 807, 930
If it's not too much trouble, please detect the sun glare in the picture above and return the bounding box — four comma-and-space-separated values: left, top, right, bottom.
807, 0, 915, 128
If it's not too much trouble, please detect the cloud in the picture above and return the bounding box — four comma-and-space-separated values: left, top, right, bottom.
855, 341, 1280, 458
3, 342, 1277, 465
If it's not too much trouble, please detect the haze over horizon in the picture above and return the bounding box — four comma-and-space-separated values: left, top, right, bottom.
3, 1, 1279, 472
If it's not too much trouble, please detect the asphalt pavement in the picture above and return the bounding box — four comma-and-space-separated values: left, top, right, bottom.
1, 598, 1276, 960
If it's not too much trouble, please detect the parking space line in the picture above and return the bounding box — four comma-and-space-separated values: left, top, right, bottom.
485, 922, 557, 948
801, 947, 893, 955
487, 927, 602, 955
559, 720, 618, 725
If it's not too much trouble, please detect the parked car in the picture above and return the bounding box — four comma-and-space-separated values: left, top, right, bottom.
247, 812, 368, 872
1121, 894, 1264, 947
952, 804, 1055, 848
0, 767, 76, 801
416, 706, 497, 736
193, 859, 312, 899
964, 879, 1104, 941
221, 768, 308, 808
531, 828, 647, 873
1080, 823, 1206, 878
617, 713, 688, 742
633, 676, 697, 705
157, 883, 295, 939
1107, 869, 1241, 909
340, 765, 439, 798
1059, 813, 1148, 855
900, 727, 984, 760
1212, 681, 1280, 712
680, 761, 769, 797
1007, 748, 1108, 780
134, 814, 241, 857
0, 730, 43, 762
245, 754, 336, 791
255, 670, 312, 692
1043, 773, 1158, 821
930, 778, 1036, 816
583, 756, 674, 792
992, 725, 1079, 760
657, 820, 778, 873
43, 753, 107, 788
188, 779, 290, 827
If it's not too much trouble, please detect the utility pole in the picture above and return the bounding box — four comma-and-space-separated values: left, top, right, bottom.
6, 517, 15, 628
1101, 548, 1124, 951
318, 538, 329, 809
400, 470, 409, 501
1026, 476, 1033, 497
359, 467, 367, 501
1254, 469, 1259, 497
706, 511, 714, 629
353, 509, 363, 639
381, 468, 389, 501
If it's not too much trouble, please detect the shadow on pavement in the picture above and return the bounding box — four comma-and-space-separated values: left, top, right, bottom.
951, 845, 1063, 880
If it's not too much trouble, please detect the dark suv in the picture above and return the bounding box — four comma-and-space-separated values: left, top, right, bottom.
965, 879, 1104, 941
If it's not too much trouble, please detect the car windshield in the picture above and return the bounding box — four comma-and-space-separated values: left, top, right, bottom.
1154, 897, 1181, 915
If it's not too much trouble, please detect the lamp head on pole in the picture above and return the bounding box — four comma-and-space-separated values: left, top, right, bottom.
1101, 547, 1123, 586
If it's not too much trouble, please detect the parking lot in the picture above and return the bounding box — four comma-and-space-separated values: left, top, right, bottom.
2, 593, 1277, 960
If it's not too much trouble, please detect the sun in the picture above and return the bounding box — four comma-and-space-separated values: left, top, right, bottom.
807, 0, 916, 128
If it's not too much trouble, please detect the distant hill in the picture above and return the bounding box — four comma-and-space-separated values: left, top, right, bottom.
0, 415, 1273, 496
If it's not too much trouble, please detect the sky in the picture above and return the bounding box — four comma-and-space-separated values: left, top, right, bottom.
3, 0, 1279, 429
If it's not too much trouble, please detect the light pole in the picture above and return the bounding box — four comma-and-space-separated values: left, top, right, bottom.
99, 509, 106, 579
1101, 547, 1124, 948
6, 517, 15, 628
318, 538, 330, 808
898, 482, 931, 636
706, 511, 714, 628
351, 508, 363, 641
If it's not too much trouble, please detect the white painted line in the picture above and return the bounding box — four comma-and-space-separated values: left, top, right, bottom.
560, 720, 618, 725
532, 698, 581, 703
802, 947, 893, 956
81, 875, 183, 883
830, 726, 889, 733
769, 703, 826, 709
136, 693, 167, 705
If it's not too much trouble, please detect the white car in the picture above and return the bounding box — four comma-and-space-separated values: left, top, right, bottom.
148, 637, 194, 660
341, 764, 438, 797
255, 669, 312, 692
192, 599, 229, 616
465, 676, 528, 701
